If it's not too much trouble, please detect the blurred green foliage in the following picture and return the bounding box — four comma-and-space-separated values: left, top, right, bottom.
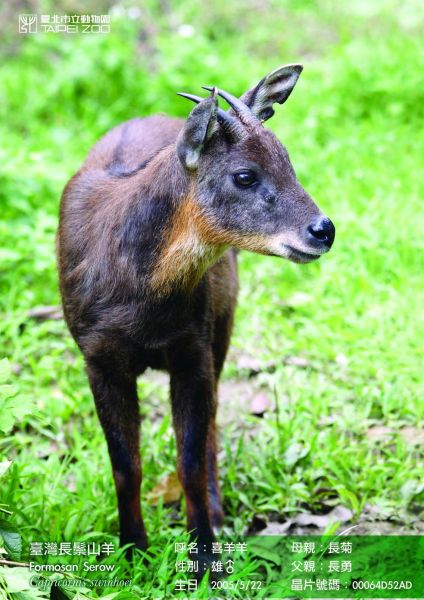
0, 0, 424, 597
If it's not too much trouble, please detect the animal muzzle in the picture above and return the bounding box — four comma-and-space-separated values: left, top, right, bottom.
277, 215, 335, 264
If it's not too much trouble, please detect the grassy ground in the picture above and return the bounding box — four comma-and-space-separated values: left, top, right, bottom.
1, 0, 424, 598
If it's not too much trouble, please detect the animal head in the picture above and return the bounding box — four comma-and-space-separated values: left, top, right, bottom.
176, 64, 335, 264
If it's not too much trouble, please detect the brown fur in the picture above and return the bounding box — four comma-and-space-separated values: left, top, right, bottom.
151, 192, 226, 293
58, 114, 240, 561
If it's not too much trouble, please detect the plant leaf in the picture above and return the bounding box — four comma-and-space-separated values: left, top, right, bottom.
0, 518, 22, 560
0, 461, 12, 477
0, 360, 12, 384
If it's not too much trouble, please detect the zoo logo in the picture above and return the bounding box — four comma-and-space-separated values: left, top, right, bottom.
18, 14, 38, 34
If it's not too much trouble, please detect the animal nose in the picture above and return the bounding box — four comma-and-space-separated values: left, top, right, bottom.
307, 216, 335, 249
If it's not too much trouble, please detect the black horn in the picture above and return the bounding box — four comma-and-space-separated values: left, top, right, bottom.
202, 86, 259, 128
177, 91, 245, 142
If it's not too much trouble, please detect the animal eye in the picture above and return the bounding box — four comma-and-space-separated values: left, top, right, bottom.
233, 170, 256, 188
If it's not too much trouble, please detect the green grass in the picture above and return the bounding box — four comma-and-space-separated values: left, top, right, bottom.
1, 0, 424, 598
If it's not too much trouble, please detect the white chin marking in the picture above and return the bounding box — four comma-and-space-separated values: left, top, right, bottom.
266, 238, 322, 264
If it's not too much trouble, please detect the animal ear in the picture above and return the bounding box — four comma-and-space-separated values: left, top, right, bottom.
240, 64, 303, 122
177, 95, 218, 170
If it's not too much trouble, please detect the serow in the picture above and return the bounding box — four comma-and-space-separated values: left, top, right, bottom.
57, 64, 335, 562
